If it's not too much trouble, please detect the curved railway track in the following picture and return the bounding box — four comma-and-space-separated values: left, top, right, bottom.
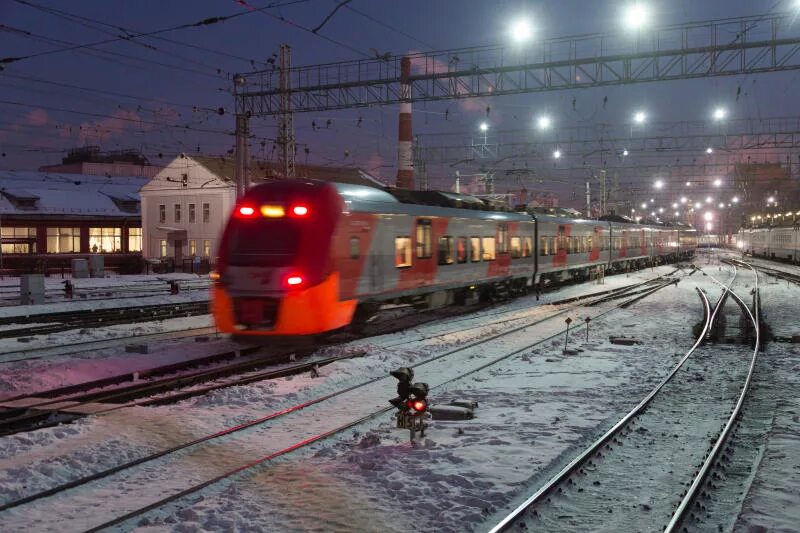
488, 263, 761, 532
0, 272, 684, 531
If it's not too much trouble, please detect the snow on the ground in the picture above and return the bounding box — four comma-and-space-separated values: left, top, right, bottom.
4, 260, 793, 532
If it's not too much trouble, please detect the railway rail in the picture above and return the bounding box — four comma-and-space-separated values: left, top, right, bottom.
0, 300, 210, 339
488, 263, 761, 532
0, 270, 684, 531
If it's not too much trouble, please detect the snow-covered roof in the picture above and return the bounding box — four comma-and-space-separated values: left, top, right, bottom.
0, 170, 147, 217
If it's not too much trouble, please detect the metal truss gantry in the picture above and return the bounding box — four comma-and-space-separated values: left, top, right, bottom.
235, 12, 800, 115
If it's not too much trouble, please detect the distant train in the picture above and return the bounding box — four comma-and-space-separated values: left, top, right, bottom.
737, 223, 800, 263
212, 180, 697, 337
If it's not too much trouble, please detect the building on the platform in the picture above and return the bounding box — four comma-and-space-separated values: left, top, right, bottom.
140, 155, 386, 267
0, 170, 146, 274
529, 192, 559, 209
39, 146, 164, 179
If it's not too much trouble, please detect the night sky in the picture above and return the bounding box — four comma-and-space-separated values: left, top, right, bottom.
1, 0, 798, 205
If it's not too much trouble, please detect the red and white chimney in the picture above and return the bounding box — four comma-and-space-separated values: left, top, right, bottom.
396, 56, 414, 190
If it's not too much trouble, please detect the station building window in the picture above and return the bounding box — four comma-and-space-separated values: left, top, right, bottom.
470, 237, 481, 262
203, 239, 211, 257
46, 227, 80, 253
482, 237, 496, 261
188, 204, 196, 223
128, 228, 142, 252
159, 239, 167, 257
159, 204, 166, 224
1, 227, 37, 254
395, 237, 412, 267
203, 203, 210, 223
189, 240, 197, 256
456, 237, 468, 264
89, 227, 121, 253
438, 236, 455, 265
416, 219, 432, 259
174, 204, 181, 223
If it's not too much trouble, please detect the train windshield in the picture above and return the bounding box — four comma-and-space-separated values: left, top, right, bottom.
225, 219, 301, 266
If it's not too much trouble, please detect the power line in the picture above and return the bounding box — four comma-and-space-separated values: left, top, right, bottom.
13, 0, 270, 68
2, 0, 312, 67
341, 2, 436, 50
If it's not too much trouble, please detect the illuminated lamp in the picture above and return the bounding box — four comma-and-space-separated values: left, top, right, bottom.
237, 205, 256, 217
291, 205, 310, 217
260, 205, 285, 218
285, 275, 303, 287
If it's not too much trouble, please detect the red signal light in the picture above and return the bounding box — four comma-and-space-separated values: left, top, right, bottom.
237, 205, 256, 217
408, 399, 427, 412
291, 205, 309, 217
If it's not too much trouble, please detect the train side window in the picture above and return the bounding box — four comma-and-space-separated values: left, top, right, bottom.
586, 235, 593, 250
540, 237, 548, 256
510, 237, 522, 258
438, 236, 455, 265
416, 219, 432, 259
349, 236, 360, 260
470, 236, 481, 262
523, 237, 532, 257
498, 224, 509, 253
456, 237, 468, 263
482, 237, 496, 261
395, 237, 412, 268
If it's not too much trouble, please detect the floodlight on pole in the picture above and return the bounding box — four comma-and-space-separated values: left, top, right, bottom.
713, 108, 727, 120
680, 197, 687, 204
623, 3, 649, 30
732, 196, 739, 203
537, 115, 551, 130
704, 212, 713, 221
641, 202, 647, 209
654, 179, 663, 189
622, 149, 629, 156
633, 111, 646, 124
706, 147, 714, 154
713, 178, 722, 187
509, 19, 533, 43
479, 122, 488, 132
553, 149, 562, 159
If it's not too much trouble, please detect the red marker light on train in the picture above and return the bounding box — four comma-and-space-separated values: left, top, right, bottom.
286, 275, 303, 286
237, 206, 256, 217
291, 205, 309, 217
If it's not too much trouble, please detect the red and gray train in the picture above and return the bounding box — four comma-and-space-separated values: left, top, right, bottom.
212, 180, 697, 337
737, 222, 800, 263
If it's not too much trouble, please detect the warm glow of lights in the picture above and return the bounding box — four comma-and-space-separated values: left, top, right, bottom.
718, 203, 725, 209
704, 211, 713, 221
767, 196, 775, 203
237, 206, 256, 217
641, 202, 648, 209
260, 205, 285, 218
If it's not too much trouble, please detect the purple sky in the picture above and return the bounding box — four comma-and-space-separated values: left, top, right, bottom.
1, 0, 798, 205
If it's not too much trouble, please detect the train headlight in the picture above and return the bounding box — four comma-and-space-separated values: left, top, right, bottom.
237, 205, 256, 217
290, 204, 310, 217
285, 275, 304, 287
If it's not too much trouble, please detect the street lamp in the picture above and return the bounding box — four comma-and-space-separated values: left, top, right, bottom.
706, 147, 714, 154
680, 197, 687, 204
622, 149, 629, 156
672, 202, 678, 209
641, 202, 647, 209
713, 178, 722, 187
623, 3, 650, 30
537, 116, 552, 130
509, 19, 533, 43
706, 196, 713, 203
553, 149, 562, 159
732, 196, 739, 203
633, 111, 646, 124
713, 108, 727, 120
654, 179, 663, 189
479, 122, 488, 132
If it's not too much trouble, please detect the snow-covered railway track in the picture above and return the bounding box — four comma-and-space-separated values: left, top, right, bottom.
0, 273, 683, 532
489, 265, 761, 533
0, 300, 210, 339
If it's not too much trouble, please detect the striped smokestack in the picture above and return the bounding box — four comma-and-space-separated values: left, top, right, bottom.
395, 56, 414, 190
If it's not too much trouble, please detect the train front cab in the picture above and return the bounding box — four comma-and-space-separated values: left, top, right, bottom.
213, 181, 358, 336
